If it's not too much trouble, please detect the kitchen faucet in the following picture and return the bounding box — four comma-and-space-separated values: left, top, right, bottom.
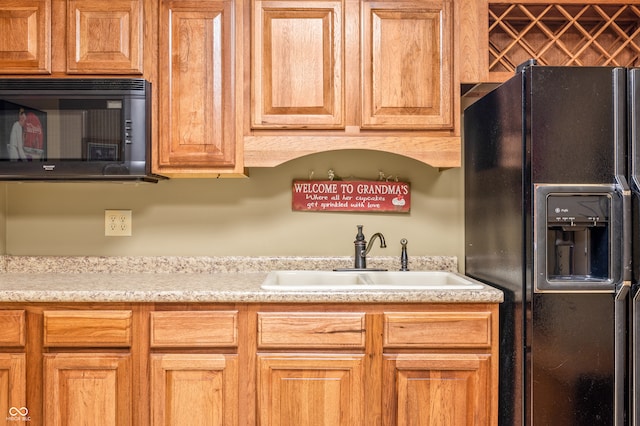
353, 225, 386, 269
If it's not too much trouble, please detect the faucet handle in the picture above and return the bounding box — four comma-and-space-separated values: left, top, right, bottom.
354, 225, 367, 269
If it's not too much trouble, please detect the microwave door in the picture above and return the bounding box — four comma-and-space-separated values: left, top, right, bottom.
0, 79, 159, 181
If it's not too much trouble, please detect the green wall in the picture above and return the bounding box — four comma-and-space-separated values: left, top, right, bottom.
3, 150, 463, 259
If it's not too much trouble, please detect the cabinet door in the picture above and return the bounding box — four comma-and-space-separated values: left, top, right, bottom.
257, 354, 364, 426
66, 0, 143, 74
158, 0, 238, 174
362, 0, 453, 129
0, 354, 26, 421
150, 354, 238, 426
0, 0, 50, 74
383, 354, 492, 426
252, 0, 343, 128
44, 353, 132, 426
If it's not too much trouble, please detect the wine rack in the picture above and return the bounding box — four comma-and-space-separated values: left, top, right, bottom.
489, 3, 640, 74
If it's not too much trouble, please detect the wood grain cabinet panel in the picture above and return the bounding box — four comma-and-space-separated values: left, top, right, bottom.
66, 0, 143, 74
362, 0, 453, 129
0, 0, 50, 74
0, 354, 26, 420
157, 0, 240, 175
0, 310, 26, 347
252, 0, 343, 128
0, 0, 146, 75
383, 354, 492, 426
257, 312, 366, 349
44, 353, 132, 426
43, 310, 132, 347
0, 303, 498, 426
257, 354, 365, 426
150, 354, 238, 426
150, 310, 238, 347
383, 311, 493, 348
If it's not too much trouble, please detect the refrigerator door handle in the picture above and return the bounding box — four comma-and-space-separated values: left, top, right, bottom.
613, 177, 631, 426
616, 175, 632, 284
614, 282, 629, 426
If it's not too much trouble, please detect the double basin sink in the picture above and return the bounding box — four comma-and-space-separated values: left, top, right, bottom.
260, 270, 485, 291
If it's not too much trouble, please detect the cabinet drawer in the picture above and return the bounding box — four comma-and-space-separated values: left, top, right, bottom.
257, 312, 366, 349
0, 310, 25, 347
383, 312, 492, 349
43, 310, 132, 347
150, 311, 238, 348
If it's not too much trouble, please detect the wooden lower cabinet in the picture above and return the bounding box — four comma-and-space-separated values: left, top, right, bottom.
254, 305, 498, 426
257, 354, 364, 426
0, 310, 27, 423
381, 310, 496, 425
254, 310, 368, 425
150, 354, 238, 426
0, 302, 498, 425
149, 310, 239, 426
0, 354, 27, 422
383, 354, 492, 426
43, 353, 132, 426
41, 309, 134, 425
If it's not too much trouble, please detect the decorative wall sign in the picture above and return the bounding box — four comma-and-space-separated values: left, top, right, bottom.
292, 180, 410, 212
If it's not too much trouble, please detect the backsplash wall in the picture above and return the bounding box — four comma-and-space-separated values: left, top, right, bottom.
3, 150, 463, 259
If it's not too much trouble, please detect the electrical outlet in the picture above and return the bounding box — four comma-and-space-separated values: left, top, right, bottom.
105, 210, 132, 237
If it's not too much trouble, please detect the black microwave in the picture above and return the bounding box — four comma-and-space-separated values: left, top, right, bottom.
0, 78, 163, 182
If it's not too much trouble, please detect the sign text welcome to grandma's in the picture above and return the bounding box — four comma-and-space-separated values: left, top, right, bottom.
292, 180, 410, 212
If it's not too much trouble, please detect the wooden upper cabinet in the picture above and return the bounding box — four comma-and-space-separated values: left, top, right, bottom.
362, 0, 453, 129
252, 0, 343, 129
0, 0, 144, 75
245, 0, 461, 168
66, 0, 143, 74
0, 0, 51, 74
252, 0, 453, 130
459, 1, 640, 83
157, 0, 242, 176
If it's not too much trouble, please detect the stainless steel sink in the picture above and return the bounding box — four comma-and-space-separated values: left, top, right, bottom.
260, 270, 485, 291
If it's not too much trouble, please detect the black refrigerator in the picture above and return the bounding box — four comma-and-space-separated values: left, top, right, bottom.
464, 62, 640, 426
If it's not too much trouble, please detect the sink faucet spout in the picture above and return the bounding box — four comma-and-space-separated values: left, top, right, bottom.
365, 233, 387, 256
353, 225, 386, 269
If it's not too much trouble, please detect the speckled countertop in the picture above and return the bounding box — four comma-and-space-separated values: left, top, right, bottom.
0, 256, 503, 304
